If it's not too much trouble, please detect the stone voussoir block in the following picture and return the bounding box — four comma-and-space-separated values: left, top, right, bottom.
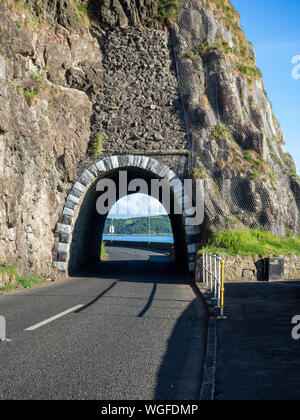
110, 155, 119, 169
67, 194, 80, 205
185, 225, 196, 235
60, 224, 72, 235
189, 262, 195, 272
164, 170, 177, 183
88, 164, 100, 178
139, 156, 150, 169
63, 207, 74, 217
73, 181, 86, 193
70, 186, 84, 199
62, 214, 72, 226
146, 158, 157, 173
59, 231, 70, 244
58, 242, 69, 253
54, 262, 67, 274
127, 155, 134, 167
95, 160, 106, 173
188, 244, 197, 253
160, 165, 172, 178
57, 251, 68, 262
133, 155, 142, 167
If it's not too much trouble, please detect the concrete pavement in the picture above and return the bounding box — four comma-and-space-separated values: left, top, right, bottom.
0, 246, 207, 400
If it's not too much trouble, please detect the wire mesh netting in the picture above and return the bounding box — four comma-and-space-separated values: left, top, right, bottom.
168, 0, 299, 235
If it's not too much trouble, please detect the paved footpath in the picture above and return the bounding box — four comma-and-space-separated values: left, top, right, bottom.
215, 280, 300, 400
0, 247, 207, 400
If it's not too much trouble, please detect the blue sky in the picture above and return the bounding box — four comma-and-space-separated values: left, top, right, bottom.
109, 193, 167, 219
231, 0, 300, 173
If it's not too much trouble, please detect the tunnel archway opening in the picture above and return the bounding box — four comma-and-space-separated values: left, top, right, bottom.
103, 192, 174, 244
68, 167, 188, 276
100, 192, 176, 272
54, 156, 198, 277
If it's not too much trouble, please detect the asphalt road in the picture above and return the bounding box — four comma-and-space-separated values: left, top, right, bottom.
0, 246, 207, 400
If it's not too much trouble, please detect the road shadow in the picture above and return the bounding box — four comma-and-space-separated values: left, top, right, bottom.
154, 299, 207, 400
215, 280, 300, 400
73, 249, 190, 286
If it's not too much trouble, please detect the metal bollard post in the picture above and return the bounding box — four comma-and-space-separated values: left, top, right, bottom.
214, 256, 217, 299
218, 260, 227, 319
217, 259, 221, 308
202, 252, 205, 286
209, 253, 212, 291
0, 316, 11, 342
205, 252, 208, 288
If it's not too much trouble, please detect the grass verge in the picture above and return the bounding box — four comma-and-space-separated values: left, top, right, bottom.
100, 241, 107, 261
0, 265, 45, 293
200, 229, 300, 257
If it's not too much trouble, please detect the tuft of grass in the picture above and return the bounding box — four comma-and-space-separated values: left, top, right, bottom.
186, 51, 196, 60
77, 1, 89, 18
0, 263, 45, 293
23, 88, 37, 105
15, 273, 45, 288
31, 73, 42, 81
0, 285, 15, 292
236, 65, 261, 85
26, 273, 46, 285
16, 276, 32, 288
194, 39, 232, 58
100, 241, 107, 261
212, 125, 232, 141
92, 133, 104, 156
0, 264, 17, 282
158, 0, 180, 25
288, 169, 300, 182
194, 41, 211, 58
201, 229, 300, 257
192, 166, 208, 179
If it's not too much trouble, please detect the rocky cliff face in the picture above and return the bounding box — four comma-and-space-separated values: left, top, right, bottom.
0, 0, 299, 278
171, 0, 300, 238
0, 0, 102, 277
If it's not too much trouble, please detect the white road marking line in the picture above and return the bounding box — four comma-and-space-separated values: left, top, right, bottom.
25, 304, 84, 331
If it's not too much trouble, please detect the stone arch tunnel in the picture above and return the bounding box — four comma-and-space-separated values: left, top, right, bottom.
53, 155, 200, 277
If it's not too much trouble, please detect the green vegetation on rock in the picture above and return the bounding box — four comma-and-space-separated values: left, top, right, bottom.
158, 0, 180, 25
92, 133, 104, 156
205, 0, 263, 86
212, 125, 232, 141
201, 229, 300, 257
0, 263, 45, 292
23, 88, 37, 105
100, 241, 107, 260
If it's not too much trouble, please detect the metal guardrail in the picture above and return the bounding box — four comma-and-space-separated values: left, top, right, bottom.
200, 251, 225, 318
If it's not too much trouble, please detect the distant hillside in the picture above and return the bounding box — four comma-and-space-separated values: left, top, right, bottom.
104, 216, 172, 235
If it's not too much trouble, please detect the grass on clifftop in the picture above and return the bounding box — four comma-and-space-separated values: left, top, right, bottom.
158, 0, 180, 25
201, 230, 300, 257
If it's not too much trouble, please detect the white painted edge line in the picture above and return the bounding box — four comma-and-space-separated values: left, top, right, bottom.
25, 305, 84, 331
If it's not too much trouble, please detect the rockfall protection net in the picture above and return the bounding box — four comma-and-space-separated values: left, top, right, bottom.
168, 0, 298, 235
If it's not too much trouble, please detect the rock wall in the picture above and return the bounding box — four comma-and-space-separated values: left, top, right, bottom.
91, 26, 187, 154
0, 1, 103, 277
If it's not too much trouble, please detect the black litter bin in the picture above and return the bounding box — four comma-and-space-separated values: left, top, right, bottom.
266, 257, 284, 281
